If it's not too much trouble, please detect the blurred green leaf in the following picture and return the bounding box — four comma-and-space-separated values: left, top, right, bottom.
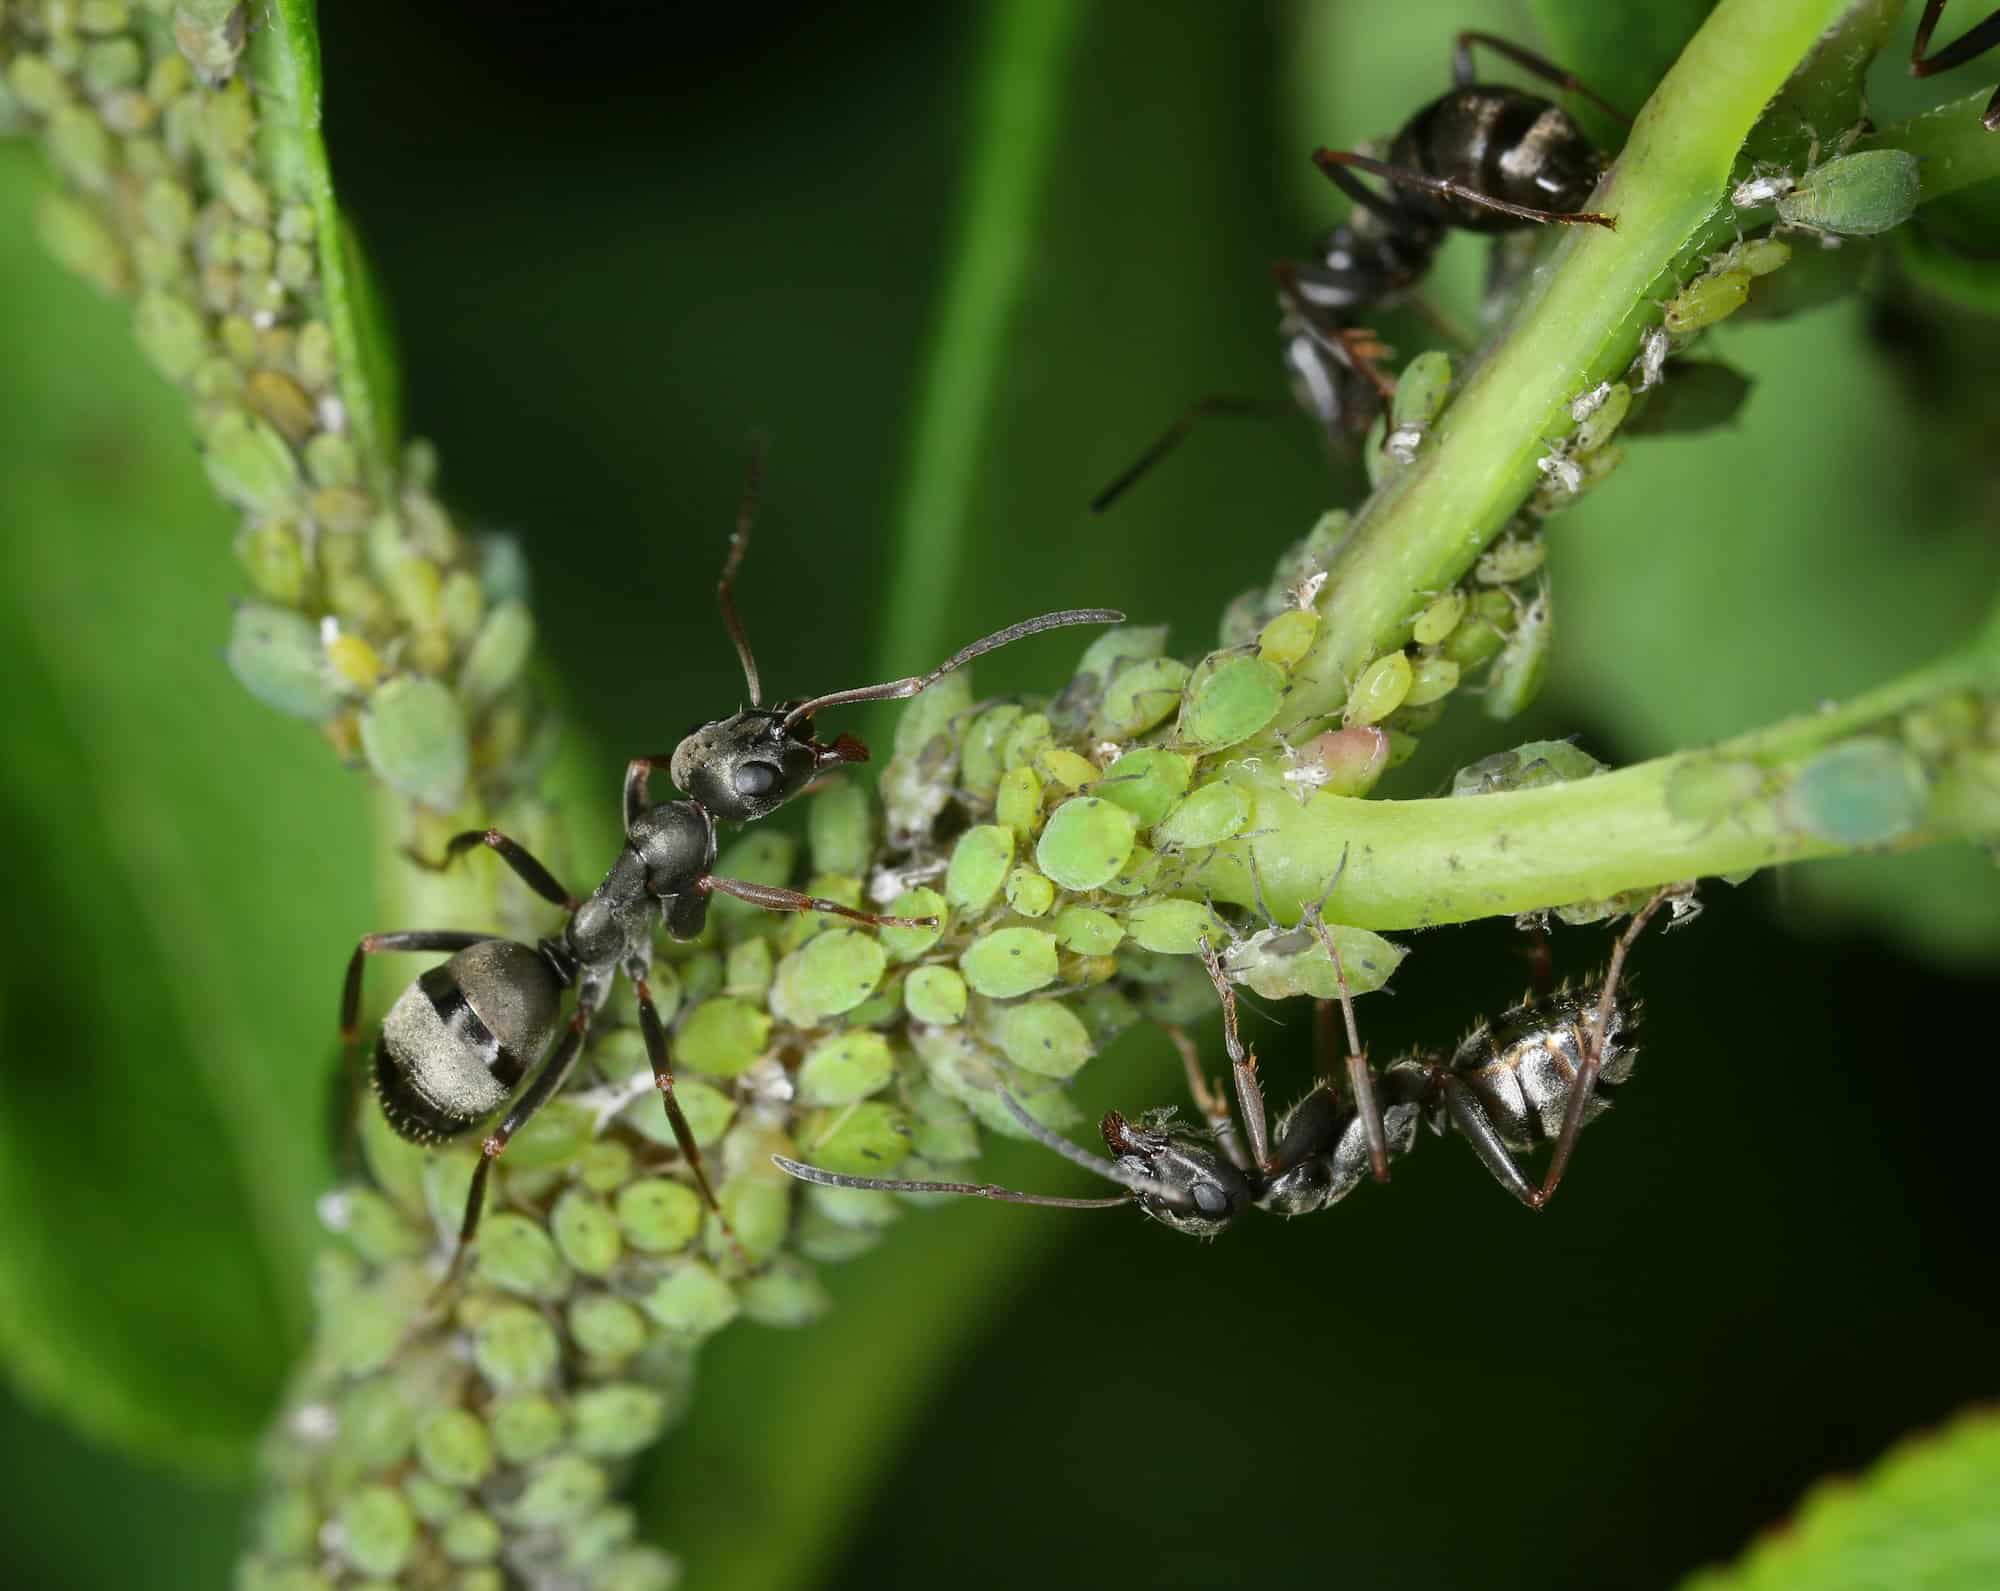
0, 147, 373, 1476
1681, 1407, 2000, 1590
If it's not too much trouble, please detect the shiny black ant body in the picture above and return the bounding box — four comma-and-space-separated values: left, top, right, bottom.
1092, 32, 1626, 512
1912, 1, 2000, 131
776, 888, 1675, 1234
342, 453, 1122, 1282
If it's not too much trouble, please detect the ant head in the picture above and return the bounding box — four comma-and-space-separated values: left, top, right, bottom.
1100, 1109, 1251, 1239
670, 709, 867, 825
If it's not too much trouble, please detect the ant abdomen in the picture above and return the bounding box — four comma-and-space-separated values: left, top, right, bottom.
373, 941, 566, 1145
1441, 988, 1635, 1153
1395, 88, 1601, 233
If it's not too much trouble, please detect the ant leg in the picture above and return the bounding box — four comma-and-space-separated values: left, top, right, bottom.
716, 439, 767, 707
632, 968, 739, 1257
1167, 1026, 1250, 1173
1274, 262, 1397, 401
696, 873, 939, 930
1535, 886, 1675, 1207
1313, 148, 1617, 230
1432, 1065, 1545, 1208
1302, 912, 1390, 1183
339, 930, 495, 1047
1913, 2, 2000, 129
405, 829, 579, 910
1197, 940, 1269, 1170
623, 756, 674, 833
438, 1002, 596, 1293
1518, 915, 1555, 997
1090, 395, 1283, 514
1452, 30, 1633, 127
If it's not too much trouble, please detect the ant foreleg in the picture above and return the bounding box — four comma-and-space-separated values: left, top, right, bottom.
1313, 147, 1617, 231
1166, 1025, 1251, 1173
1302, 911, 1390, 1184
696, 873, 939, 930
1452, 31, 1632, 128
1197, 939, 1270, 1171
405, 829, 580, 911
1911, 2, 2000, 130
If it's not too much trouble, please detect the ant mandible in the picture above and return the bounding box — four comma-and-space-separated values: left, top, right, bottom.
775, 885, 1677, 1234
1092, 31, 1628, 512
341, 448, 1123, 1284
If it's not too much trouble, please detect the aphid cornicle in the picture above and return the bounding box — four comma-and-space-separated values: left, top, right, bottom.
342, 450, 1122, 1284
1092, 31, 1626, 511
777, 887, 1679, 1232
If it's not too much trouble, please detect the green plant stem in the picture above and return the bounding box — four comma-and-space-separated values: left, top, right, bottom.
1193, 626, 2000, 927
1280, 0, 1849, 731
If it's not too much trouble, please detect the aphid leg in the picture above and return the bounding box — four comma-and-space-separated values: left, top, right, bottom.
1166, 1024, 1249, 1173
1197, 938, 1269, 1171
1313, 147, 1618, 230
1090, 395, 1282, 514
437, 1000, 596, 1295
1910, 1, 2000, 130
1534, 884, 1677, 1208
716, 440, 767, 707
403, 828, 580, 910
1452, 31, 1633, 127
632, 964, 744, 1262
1301, 910, 1390, 1183
696, 873, 939, 930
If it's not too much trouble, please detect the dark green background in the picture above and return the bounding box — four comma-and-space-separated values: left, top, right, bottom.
1, 3, 1997, 1588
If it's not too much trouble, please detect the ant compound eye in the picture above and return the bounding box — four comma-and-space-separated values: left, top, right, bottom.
733, 762, 779, 799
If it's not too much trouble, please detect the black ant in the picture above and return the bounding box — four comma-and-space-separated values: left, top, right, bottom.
340, 450, 1122, 1283
1092, 32, 1627, 512
775, 886, 1676, 1233
1912, 1, 2000, 131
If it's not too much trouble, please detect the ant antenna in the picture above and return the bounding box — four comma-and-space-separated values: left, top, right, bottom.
779, 607, 1125, 731
996, 1089, 1186, 1203
717, 441, 766, 707
1090, 396, 1280, 514
770, 1156, 1132, 1210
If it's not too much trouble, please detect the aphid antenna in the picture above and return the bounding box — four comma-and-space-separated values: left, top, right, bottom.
716, 440, 767, 707
778, 607, 1126, 730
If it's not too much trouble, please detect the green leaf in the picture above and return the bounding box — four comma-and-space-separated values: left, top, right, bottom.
1681, 1408, 2000, 1590
0, 146, 373, 1475
1528, 0, 1715, 145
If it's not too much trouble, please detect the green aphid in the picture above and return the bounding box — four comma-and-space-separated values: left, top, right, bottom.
597, 1549, 683, 1591
473, 1304, 562, 1391
202, 408, 301, 514
981, 998, 1094, 1079
842, 978, 904, 1030
1152, 780, 1250, 849
1483, 588, 1553, 721
639, 1259, 742, 1339
1053, 904, 1125, 955
1663, 266, 1751, 335
725, 934, 775, 999
797, 1030, 896, 1106
472, 1212, 568, 1300
795, 1100, 913, 1177
299, 428, 357, 491
881, 670, 970, 844
1474, 535, 1545, 586
133, 290, 207, 382
1001, 711, 1055, 771
961, 704, 1026, 798
489, 1396, 568, 1465
550, 1190, 623, 1278
416, 1409, 494, 1490
439, 1510, 502, 1566
1735, 237, 1791, 278
710, 830, 796, 926
1179, 654, 1287, 749
578, 1139, 636, 1194
7, 54, 67, 117
175, 1, 250, 89
739, 1255, 834, 1329
1224, 920, 1406, 1001
1093, 747, 1193, 826
1344, 650, 1413, 726
1091, 656, 1193, 739
568, 1293, 648, 1363
402, 1472, 463, 1527
360, 676, 470, 810
245, 368, 316, 447
571, 1385, 670, 1461
996, 763, 1043, 841
1256, 608, 1319, 671
458, 598, 535, 706
1037, 746, 1098, 791
498, 1097, 593, 1168
878, 886, 947, 961
47, 105, 115, 194
1036, 796, 1137, 891
671, 996, 772, 1077
297, 321, 336, 388
1442, 590, 1516, 670
1900, 693, 1983, 760
959, 925, 1060, 998
1005, 865, 1058, 917
335, 1371, 421, 1468
506, 1455, 609, 1530
809, 779, 875, 876
1781, 736, 1928, 846
82, 36, 145, 96
1574, 381, 1632, 454
564, 1508, 641, 1576
336, 1486, 417, 1580
1100, 839, 1162, 893
1453, 739, 1606, 797
1402, 655, 1460, 708
1123, 897, 1224, 955
1776, 148, 1919, 237
226, 603, 340, 721
255, 1487, 318, 1559
1128, 949, 1233, 1024
944, 825, 1014, 911
909, 1081, 982, 1161
773, 927, 887, 1022
1410, 591, 1466, 648
905, 964, 970, 1026
615, 1178, 703, 1254
1393, 348, 1453, 431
